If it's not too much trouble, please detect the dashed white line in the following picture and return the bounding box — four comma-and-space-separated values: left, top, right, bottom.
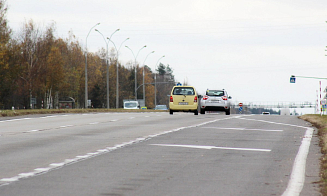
59, 125, 73, 128
26, 130, 39, 133
89, 122, 99, 125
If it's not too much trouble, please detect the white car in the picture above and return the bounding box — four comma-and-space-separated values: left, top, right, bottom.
200, 89, 232, 115
123, 101, 140, 109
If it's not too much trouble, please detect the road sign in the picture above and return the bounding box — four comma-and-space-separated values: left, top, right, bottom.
290, 76, 296, 83
31, 98, 37, 104
239, 103, 243, 107
239, 107, 243, 111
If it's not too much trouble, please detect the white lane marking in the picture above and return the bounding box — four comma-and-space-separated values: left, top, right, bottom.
1, 118, 28, 123
129, 117, 135, 119
0, 177, 19, 182
18, 173, 35, 178
150, 144, 271, 152
202, 127, 283, 132
26, 130, 39, 133
59, 125, 73, 128
41, 116, 57, 119
34, 168, 51, 172
110, 119, 118, 122
239, 118, 308, 129
49, 163, 65, 167
281, 128, 314, 196
89, 122, 99, 125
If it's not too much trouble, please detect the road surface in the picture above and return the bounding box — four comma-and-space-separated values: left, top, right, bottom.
0, 112, 321, 196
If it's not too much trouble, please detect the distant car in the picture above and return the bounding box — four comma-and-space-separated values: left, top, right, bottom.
154, 105, 168, 110
262, 112, 270, 115
200, 89, 232, 115
169, 86, 198, 115
123, 101, 140, 109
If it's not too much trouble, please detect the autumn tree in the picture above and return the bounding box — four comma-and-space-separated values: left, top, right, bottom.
0, 0, 14, 109
155, 63, 175, 107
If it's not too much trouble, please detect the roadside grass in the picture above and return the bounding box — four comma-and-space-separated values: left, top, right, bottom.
300, 114, 327, 195
0, 108, 166, 117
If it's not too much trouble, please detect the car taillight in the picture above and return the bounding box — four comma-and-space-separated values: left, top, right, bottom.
203, 95, 208, 100
170, 96, 173, 102
194, 96, 198, 102
222, 96, 228, 100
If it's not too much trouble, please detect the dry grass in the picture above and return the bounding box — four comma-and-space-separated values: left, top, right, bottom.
0, 108, 166, 117
300, 114, 327, 195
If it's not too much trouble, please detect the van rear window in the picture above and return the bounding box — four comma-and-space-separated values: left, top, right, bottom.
173, 87, 195, 95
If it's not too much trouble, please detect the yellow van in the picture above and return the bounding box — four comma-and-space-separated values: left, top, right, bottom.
169, 86, 198, 115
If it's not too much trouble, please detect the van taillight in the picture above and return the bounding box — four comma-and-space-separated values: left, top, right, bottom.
170, 96, 173, 102
194, 96, 198, 102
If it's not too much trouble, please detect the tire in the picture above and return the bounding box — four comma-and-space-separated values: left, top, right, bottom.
194, 110, 198, 115
200, 109, 205, 114
170, 110, 173, 115
225, 108, 230, 115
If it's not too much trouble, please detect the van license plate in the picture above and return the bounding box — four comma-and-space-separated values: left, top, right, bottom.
179, 102, 188, 105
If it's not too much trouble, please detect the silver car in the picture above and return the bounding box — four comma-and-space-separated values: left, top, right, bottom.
200, 89, 232, 115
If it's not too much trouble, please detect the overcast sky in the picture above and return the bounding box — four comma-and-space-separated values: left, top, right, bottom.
6, 0, 327, 106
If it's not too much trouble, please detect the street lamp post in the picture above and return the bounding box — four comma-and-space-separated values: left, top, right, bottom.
95, 28, 119, 109
142, 51, 155, 106
154, 55, 165, 107
108, 37, 129, 108
125, 45, 147, 100
85, 23, 100, 108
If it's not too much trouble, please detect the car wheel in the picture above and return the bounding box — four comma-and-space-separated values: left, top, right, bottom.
194, 110, 198, 115
200, 109, 205, 114
170, 110, 173, 115
225, 108, 230, 115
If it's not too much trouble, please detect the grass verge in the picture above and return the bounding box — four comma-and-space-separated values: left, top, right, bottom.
0, 108, 166, 117
300, 114, 327, 195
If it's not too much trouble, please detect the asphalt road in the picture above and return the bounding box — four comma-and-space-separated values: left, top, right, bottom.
0, 112, 321, 196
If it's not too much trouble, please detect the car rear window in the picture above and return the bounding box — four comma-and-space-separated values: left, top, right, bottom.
206, 90, 224, 96
173, 87, 195, 95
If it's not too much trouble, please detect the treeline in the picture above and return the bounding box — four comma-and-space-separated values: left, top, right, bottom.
0, 1, 175, 109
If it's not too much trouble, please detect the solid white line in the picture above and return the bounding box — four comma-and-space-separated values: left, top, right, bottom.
281, 128, 314, 196
202, 127, 283, 132
150, 144, 271, 152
